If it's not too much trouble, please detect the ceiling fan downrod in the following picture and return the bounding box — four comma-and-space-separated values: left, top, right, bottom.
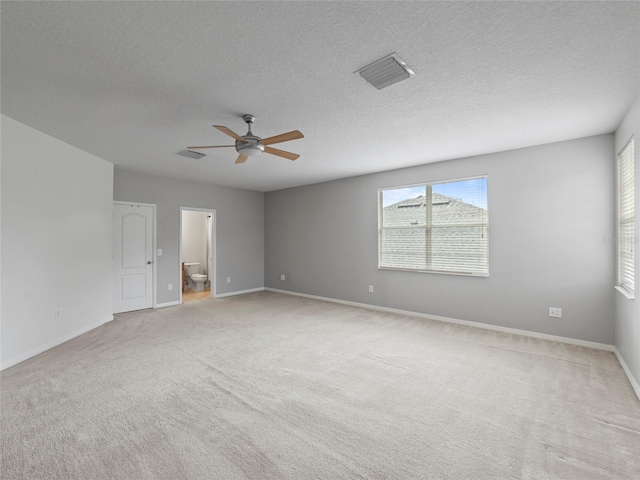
242, 114, 256, 136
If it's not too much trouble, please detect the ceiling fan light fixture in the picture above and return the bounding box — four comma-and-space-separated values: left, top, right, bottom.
237, 142, 264, 157
355, 53, 415, 90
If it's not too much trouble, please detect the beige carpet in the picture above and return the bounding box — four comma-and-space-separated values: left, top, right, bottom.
2, 291, 639, 479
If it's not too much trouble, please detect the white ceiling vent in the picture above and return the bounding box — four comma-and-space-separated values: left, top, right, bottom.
355, 53, 415, 90
177, 149, 206, 159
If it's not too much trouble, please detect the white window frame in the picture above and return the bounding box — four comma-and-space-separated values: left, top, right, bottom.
378, 175, 489, 277
616, 136, 635, 300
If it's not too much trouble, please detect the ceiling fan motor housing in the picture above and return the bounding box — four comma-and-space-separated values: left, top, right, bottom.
236, 136, 264, 157
235, 114, 264, 156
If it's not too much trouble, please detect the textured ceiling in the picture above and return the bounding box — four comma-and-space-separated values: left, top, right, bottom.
2, 1, 639, 192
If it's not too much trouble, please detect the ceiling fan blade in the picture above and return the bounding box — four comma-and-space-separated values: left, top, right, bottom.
213, 125, 247, 142
235, 154, 248, 164
264, 146, 300, 161
187, 145, 235, 149
260, 130, 304, 146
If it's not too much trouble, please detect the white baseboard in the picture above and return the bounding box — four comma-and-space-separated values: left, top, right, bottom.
155, 301, 181, 308
1, 315, 113, 371
215, 287, 265, 298
265, 288, 615, 352
614, 348, 640, 402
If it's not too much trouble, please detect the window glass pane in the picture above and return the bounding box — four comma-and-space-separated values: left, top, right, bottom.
380, 228, 427, 270
618, 137, 635, 292
431, 178, 488, 226
382, 186, 426, 227
430, 226, 489, 274
432, 178, 487, 208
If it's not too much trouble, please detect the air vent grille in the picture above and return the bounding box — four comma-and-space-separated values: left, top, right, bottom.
177, 149, 206, 159
355, 53, 415, 90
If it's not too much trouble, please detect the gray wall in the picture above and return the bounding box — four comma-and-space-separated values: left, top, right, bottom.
114, 169, 264, 303
266, 134, 615, 344
2, 115, 114, 368
614, 94, 640, 387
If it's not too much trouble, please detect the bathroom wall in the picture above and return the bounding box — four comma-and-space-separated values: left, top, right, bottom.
181, 210, 208, 275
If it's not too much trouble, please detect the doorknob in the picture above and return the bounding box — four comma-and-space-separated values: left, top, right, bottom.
147, 261, 153, 265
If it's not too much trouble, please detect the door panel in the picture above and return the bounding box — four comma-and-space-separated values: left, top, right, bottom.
122, 214, 147, 268
114, 204, 153, 313
121, 274, 147, 300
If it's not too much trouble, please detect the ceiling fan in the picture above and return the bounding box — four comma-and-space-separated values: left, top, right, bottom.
188, 114, 304, 164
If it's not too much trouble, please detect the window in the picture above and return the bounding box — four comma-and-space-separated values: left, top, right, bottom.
617, 137, 635, 296
379, 176, 489, 276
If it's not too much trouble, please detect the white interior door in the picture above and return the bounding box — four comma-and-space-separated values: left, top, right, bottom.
113, 203, 153, 313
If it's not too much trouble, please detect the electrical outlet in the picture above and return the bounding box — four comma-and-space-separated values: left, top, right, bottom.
368, 285, 374, 293
168, 284, 173, 291
280, 274, 286, 281
157, 249, 163, 256
227, 277, 231, 283
549, 307, 562, 318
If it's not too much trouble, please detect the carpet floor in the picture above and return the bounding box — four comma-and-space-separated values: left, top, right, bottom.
1, 291, 639, 479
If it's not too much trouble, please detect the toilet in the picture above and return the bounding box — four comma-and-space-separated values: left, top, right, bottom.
184, 263, 207, 292
191, 274, 207, 291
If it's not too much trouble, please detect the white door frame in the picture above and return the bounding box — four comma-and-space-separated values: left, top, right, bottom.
179, 207, 217, 303
113, 201, 157, 309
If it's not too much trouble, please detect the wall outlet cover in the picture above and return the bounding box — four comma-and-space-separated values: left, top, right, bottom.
549, 307, 562, 318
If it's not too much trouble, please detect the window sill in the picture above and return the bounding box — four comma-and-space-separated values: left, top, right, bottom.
378, 266, 489, 277
615, 286, 635, 300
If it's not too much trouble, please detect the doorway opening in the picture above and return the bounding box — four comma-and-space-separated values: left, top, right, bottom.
180, 208, 215, 303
